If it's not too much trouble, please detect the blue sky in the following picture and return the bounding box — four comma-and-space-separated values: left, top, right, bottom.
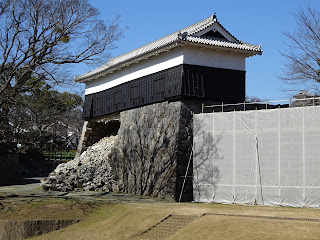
74, 0, 320, 101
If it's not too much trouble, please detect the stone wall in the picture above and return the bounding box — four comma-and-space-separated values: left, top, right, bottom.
76, 115, 120, 158
109, 101, 193, 201
175, 102, 193, 201
0, 219, 81, 240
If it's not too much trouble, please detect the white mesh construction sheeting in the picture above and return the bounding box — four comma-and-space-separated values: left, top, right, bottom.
193, 106, 320, 207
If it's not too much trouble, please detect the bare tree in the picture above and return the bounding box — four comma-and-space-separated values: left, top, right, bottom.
0, 0, 123, 148
245, 96, 267, 103
281, 6, 320, 93
0, 0, 122, 108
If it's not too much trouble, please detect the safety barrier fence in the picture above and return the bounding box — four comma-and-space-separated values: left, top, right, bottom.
193, 105, 320, 208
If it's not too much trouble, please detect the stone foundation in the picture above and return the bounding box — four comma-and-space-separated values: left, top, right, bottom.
75, 114, 120, 158
109, 101, 193, 201
71, 100, 194, 201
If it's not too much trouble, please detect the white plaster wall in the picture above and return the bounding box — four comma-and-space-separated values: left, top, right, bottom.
85, 45, 246, 95
182, 45, 245, 71
85, 48, 184, 95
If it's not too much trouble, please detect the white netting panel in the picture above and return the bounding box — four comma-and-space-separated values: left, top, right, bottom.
193, 106, 320, 207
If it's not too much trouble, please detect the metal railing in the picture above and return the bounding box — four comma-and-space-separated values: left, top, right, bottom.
43, 150, 76, 161
201, 97, 320, 113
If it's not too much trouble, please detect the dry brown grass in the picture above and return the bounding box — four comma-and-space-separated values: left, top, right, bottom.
31, 203, 170, 240
0, 197, 101, 220
169, 215, 320, 240
26, 201, 320, 240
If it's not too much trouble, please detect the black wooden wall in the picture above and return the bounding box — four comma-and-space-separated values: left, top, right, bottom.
83, 64, 245, 119
182, 64, 245, 103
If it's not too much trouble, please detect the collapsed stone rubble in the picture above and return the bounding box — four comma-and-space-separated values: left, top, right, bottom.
41, 135, 117, 192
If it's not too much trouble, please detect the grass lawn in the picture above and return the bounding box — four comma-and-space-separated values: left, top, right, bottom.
1, 193, 320, 240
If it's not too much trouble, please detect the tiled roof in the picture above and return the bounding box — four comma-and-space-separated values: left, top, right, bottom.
183, 35, 262, 52
75, 14, 262, 83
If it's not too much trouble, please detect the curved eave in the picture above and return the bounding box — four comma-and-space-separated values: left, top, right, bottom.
74, 41, 180, 83
75, 40, 262, 83
181, 40, 262, 57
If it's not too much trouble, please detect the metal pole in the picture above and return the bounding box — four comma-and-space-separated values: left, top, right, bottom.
313, 96, 315, 106
179, 149, 193, 203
